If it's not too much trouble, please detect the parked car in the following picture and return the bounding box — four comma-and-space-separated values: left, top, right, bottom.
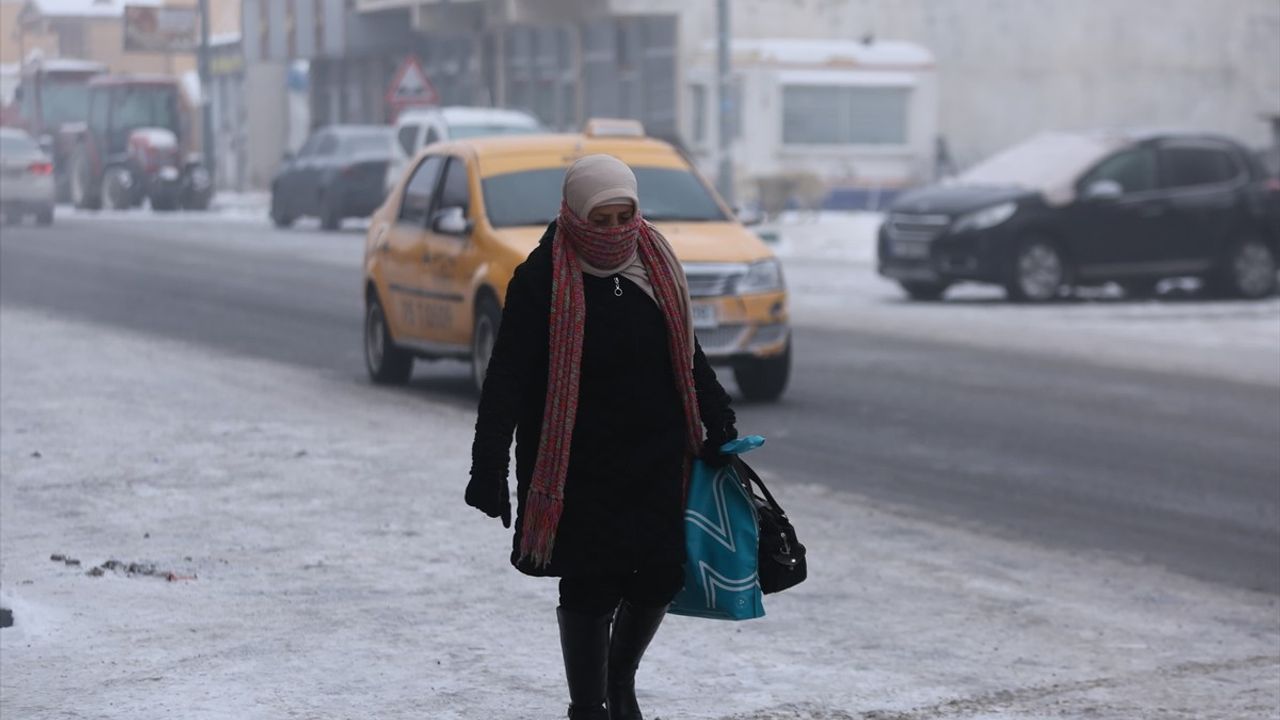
878, 131, 1280, 301
271, 125, 394, 230
383, 106, 543, 195
0, 127, 55, 225
363, 119, 791, 401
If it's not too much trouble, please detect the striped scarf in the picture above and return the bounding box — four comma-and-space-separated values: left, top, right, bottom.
518, 202, 703, 568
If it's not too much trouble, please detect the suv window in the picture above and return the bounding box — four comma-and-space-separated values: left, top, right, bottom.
399, 155, 444, 225
425, 127, 441, 146
397, 125, 418, 156
437, 157, 470, 212
1162, 145, 1241, 188
1080, 147, 1158, 195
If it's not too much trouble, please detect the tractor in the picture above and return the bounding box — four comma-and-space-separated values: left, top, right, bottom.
68, 75, 212, 212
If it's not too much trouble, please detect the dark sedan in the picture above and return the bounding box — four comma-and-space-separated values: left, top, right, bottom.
270, 125, 394, 231
878, 131, 1280, 301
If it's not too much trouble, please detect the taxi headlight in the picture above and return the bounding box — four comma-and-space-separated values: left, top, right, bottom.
736, 258, 784, 294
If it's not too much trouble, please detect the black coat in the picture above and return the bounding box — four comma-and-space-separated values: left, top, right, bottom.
469, 222, 736, 578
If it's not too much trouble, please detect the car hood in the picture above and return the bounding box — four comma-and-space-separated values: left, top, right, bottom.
492, 222, 776, 264
889, 185, 1036, 216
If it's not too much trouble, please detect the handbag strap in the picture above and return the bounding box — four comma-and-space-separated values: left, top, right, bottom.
731, 457, 787, 517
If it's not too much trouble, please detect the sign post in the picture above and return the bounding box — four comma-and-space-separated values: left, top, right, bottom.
385, 56, 439, 119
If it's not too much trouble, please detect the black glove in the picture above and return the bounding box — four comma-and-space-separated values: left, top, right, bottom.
465, 471, 512, 528
699, 437, 735, 469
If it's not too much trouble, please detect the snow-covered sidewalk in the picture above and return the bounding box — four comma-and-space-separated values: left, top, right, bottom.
1, 307, 1277, 719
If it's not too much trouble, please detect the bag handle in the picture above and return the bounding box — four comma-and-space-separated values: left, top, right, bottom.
731, 457, 787, 517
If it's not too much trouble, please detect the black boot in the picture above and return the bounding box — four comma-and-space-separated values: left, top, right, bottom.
606, 601, 667, 720
558, 606, 611, 720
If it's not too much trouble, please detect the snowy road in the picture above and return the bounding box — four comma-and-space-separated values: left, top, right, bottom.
2, 214, 1277, 595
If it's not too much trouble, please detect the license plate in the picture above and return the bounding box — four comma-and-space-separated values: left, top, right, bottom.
692, 303, 718, 329
892, 238, 931, 259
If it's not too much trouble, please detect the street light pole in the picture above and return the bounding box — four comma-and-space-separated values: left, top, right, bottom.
716, 0, 733, 208
198, 0, 215, 182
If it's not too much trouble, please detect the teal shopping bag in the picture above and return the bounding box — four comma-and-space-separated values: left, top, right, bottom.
669, 435, 767, 621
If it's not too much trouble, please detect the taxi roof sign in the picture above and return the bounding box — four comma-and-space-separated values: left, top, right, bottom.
583, 118, 645, 138
386, 55, 439, 109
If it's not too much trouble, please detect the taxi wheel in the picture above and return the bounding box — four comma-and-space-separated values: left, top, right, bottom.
471, 297, 501, 395
734, 340, 791, 403
365, 295, 413, 385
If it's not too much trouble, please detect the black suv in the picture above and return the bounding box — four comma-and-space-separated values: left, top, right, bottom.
878, 131, 1280, 301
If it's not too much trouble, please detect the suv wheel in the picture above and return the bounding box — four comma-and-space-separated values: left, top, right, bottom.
365, 294, 414, 384
471, 297, 501, 395
320, 194, 342, 231
270, 191, 295, 229
1213, 238, 1277, 299
35, 206, 54, 226
899, 281, 950, 301
1006, 237, 1068, 302
734, 340, 791, 402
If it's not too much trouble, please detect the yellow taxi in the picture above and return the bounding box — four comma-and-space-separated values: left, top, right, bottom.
362, 120, 791, 401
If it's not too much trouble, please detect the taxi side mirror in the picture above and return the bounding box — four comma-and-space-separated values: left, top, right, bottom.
433, 206, 471, 236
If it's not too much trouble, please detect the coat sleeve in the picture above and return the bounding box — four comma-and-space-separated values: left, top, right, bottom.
468, 260, 542, 500
692, 338, 737, 445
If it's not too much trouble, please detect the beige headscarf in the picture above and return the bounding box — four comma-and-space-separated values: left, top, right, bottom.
561, 154, 694, 350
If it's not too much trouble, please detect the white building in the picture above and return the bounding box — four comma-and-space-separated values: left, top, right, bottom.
683, 37, 938, 201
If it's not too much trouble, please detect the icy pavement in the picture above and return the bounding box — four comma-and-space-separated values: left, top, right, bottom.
1, 307, 1277, 719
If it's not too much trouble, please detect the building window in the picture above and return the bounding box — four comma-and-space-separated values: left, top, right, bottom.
54, 22, 86, 57
782, 85, 909, 146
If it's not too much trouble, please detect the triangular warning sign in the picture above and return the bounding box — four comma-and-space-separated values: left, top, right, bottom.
386, 55, 439, 109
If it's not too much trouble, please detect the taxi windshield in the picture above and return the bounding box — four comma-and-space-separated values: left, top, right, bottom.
482, 166, 728, 228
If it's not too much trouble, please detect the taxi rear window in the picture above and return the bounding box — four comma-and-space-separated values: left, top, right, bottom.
482, 167, 728, 228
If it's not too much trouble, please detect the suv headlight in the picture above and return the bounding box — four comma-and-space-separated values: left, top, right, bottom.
736, 258, 784, 294
952, 201, 1017, 233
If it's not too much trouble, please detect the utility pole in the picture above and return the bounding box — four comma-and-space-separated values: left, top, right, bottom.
198, 0, 215, 181
716, 0, 734, 207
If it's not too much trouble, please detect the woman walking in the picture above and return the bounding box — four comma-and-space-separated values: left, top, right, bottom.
466, 154, 737, 719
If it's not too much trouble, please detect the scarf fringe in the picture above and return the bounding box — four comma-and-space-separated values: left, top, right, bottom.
518, 488, 564, 567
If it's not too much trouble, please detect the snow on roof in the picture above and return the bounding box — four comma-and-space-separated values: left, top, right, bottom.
209, 32, 241, 47
397, 106, 542, 128
23, 56, 108, 73
717, 38, 934, 68
438, 106, 542, 127
24, 0, 161, 18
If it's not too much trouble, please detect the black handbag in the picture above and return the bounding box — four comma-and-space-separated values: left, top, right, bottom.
733, 457, 807, 594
